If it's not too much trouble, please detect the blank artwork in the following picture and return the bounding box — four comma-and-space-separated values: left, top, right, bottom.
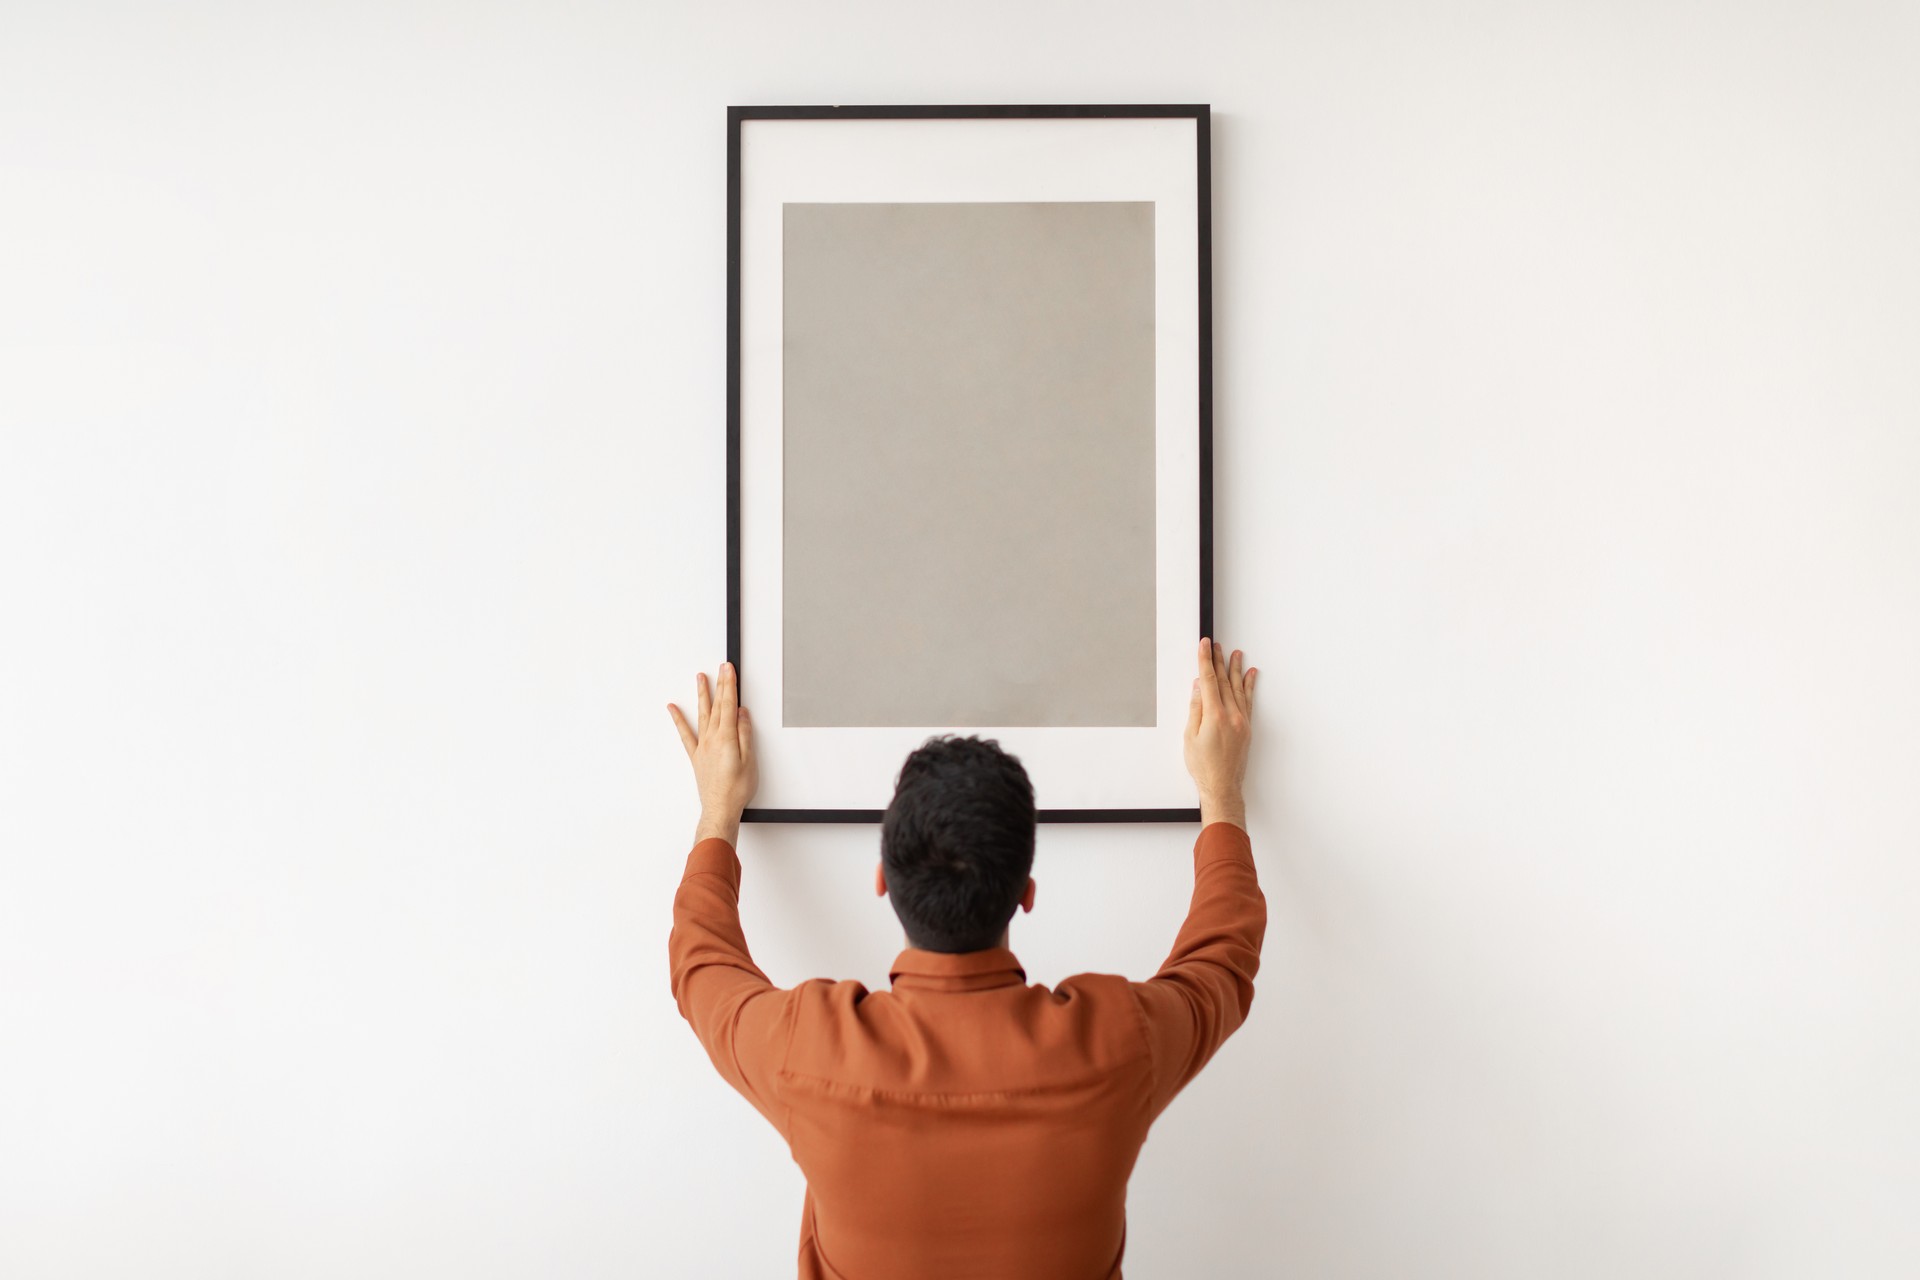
781, 200, 1157, 728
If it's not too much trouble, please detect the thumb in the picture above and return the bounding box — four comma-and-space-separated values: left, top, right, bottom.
737, 705, 752, 753
1186, 677, 1202, 737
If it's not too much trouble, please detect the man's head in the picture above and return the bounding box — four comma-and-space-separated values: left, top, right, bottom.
876, 735, 1036, 953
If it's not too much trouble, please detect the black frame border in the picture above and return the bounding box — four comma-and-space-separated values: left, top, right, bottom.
727, 103, 1214, 825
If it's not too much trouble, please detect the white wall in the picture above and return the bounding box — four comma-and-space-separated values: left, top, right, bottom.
3, 2, 1916, 1276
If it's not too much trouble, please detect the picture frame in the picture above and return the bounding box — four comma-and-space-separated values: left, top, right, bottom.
728, 104, 1214, 823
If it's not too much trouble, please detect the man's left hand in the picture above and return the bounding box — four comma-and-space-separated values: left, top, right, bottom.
667, 661, 758, 844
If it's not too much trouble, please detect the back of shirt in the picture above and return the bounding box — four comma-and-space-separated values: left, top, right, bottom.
669, 822, 1265, 1280
782, 969, 1153, 1279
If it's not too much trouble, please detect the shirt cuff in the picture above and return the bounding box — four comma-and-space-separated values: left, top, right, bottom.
1194, 820, 1252, 868
684, 836, 741, 889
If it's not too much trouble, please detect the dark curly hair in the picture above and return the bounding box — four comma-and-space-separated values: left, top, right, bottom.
880, 735, 1036, 953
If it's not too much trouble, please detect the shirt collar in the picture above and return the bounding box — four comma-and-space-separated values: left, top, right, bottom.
888, 946, 1028, 993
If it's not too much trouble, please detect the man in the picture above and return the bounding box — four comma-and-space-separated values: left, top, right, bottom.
666, 637, 1265, 1279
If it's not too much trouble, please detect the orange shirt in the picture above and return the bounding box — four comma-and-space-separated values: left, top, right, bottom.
669, 821, 1266, 1280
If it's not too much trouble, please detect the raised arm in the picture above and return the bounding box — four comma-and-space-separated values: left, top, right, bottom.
666, 663, 789, 1131
1133, 638, 1267, 1117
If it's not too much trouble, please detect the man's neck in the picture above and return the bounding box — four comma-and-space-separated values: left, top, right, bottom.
904, 930, 1011, 953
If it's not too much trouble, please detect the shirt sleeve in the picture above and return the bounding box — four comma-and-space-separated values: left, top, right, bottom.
1131, 821, 1268, 1118
667, 837, 795, 1137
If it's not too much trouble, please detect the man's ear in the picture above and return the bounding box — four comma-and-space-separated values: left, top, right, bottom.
875, 862, 888, 898
1019, 876, 1036, 914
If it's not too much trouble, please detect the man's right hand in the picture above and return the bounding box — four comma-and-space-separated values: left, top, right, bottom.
1183, 637, 1255, 829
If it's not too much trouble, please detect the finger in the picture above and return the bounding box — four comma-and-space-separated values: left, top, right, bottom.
1227, 648, 1246, 711
667, 703, 697, 756
718, 661, 738, 733
1186, 677, 1203, 737
1211, 639, 1234, 715
696, 671, 712, 730
1245, 667, 1258, 708
1196, 638, 1223, 716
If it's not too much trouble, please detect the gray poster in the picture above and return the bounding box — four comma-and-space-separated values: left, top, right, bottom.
782, 201, 1157, 728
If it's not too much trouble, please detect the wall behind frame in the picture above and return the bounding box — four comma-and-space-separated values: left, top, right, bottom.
2, 2, 1915, 1276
